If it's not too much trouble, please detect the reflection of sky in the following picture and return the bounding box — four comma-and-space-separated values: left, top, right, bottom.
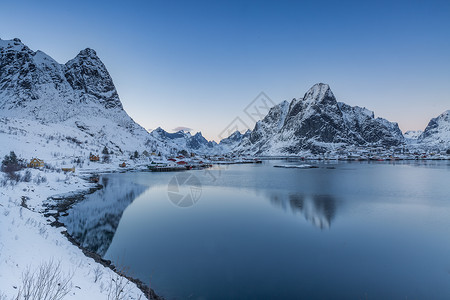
2, 1, 450, 140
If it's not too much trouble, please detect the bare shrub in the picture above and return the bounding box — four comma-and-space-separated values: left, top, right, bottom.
18, 260, 73, 300
107, 270, 132, 300
21, 170, 32, 183
93, 265, 103, 283
34, 174, 47, 185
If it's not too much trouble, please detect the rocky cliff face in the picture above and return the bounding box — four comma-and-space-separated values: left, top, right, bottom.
229, 83, 405, 155
64, 48, 123, 110
338, 102, 404, 146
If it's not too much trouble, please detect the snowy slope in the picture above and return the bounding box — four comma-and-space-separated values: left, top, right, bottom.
418, 110, 450, 150
404, 130, 423, 140
0, 170, 148, 299
219, 129, 252, 153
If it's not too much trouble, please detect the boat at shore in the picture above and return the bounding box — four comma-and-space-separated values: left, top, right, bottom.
148, 165, 188, 172
274, 164, 318, 169
213, 158, 262, 165
148, 163, 212, 172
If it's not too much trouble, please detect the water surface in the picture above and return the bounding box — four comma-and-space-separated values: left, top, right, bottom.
62, 161, 450, 299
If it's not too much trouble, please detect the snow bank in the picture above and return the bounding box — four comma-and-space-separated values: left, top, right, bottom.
0, 168, 148, 299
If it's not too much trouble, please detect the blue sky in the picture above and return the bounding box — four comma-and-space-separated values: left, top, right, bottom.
1, 0, 449, 141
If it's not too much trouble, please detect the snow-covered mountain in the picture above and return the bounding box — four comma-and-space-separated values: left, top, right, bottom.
218, 129, 251, 153
404, 130, 423, 140
1, 39, 125, 122
226, 83, 405, 155
0, 38, 167, 158
150, 127, 219, 155
2, 38, 447, 159
418, 110, 450, 150
0, 38, 214, 159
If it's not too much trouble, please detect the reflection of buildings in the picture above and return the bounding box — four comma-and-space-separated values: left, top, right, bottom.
269, 193, 338, 229
61, 176, 147, 256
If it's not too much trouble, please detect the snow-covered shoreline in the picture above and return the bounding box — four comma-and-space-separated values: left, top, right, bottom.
0, 165, 160, 300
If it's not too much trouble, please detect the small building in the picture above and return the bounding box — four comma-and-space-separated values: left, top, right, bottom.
168, 158, 176, 162
28, 158, 44, 168
61, 167, 75, 173
119, 162, 126, 168
177, 161, 187, 165
90, 154, 100, 162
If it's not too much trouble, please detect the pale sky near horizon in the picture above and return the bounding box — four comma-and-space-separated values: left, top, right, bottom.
1, 0, 449, 141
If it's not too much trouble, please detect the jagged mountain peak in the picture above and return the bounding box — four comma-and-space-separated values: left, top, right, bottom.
232, 83, 405, 155
228, 130, 243, 138
338, 103, 374, 119
0, 39, 34, 58
64, 46, 122, 110
220, 130, 243, 145
303, 83, 334, 103
0, 37, 24, 47
0, 38, 123, 115
404, 130, 423, 140
150, 127, 218, 153
77, 48, 98, 58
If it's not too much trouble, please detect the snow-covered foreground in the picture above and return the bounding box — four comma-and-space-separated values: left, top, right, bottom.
0, 168, 151, 300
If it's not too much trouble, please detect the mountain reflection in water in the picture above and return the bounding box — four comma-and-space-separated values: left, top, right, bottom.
60, 175, 147, 256
269, 192, 337, 229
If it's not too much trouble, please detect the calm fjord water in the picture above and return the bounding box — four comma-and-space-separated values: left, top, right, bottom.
63, 161, 450, 299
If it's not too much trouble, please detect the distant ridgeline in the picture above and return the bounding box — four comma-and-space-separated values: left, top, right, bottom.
0, 38, 449, 158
